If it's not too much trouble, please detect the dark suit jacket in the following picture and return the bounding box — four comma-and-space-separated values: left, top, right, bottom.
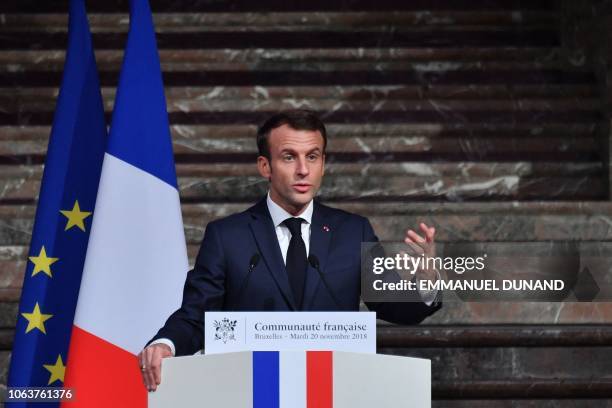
151, 198, 441, 356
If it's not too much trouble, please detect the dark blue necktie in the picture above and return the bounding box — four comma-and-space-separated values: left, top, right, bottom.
283, 217, 307, 309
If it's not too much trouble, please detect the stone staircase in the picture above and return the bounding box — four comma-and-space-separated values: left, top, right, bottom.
1, 0, 611, 405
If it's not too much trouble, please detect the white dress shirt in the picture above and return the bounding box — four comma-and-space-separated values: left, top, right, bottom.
150, 193, 438, 356
266, 192, 313, 264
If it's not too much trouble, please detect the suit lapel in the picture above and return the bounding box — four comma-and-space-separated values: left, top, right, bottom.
248, 199, 297, 310
303, 201, 333, 310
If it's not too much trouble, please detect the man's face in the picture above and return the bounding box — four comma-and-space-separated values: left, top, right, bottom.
257, 124, 325, 215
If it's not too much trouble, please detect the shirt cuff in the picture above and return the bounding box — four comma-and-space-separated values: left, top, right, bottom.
149, 338, 176, 356
416, 269, 441, 306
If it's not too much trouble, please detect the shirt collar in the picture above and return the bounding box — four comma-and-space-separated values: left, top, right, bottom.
266, 192, 313, 228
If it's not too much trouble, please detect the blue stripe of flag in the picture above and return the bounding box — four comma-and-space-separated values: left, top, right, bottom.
105, 0, 178, 188
253, 351, 280, 408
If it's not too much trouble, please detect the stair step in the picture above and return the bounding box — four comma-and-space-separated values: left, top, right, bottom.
0, 69, 595, 89
0, 162, 602, 175
0, 133, 602, 156
158, 60, 589, 72
0, 96, 601, 115
0, 86, 599, 106
0, 11, 558, 33
2, 200, 612, 250
0, 29, 561, 51
0, 48, 579, 68
430, 380, 612, 399
377, 324, 612, 347
0, 108, 602, 127
0, 123, 601, 149
0, 164, 605, 204
0, 0, 558, 13
0, 59, 593, 73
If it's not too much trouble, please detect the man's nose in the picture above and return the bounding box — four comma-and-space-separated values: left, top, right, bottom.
296, 157, 309, 176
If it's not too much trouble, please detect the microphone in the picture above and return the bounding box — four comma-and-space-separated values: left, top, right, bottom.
249, 253, 261, 273
232, 253, 260, 310
308, 254, 344, 310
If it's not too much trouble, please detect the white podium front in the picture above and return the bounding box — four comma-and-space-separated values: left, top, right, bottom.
148, 351, 431, 408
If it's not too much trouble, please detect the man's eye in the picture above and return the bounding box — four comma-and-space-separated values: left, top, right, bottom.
307, 154, 319, 161
283, 155, 294, 161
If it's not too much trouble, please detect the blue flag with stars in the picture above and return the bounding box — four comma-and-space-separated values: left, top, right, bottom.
7, 0, 107, 405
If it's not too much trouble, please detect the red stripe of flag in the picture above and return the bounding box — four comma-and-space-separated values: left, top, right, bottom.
62, 326, 146, 407
307, 351, 333, 408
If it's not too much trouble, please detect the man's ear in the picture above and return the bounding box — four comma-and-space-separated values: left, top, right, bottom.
257, 156, 272, 181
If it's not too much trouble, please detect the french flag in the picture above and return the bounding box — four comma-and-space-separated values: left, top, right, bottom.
62, 0, 188, 406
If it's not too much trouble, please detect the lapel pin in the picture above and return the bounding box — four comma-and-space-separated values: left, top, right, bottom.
323, 225, 330, 232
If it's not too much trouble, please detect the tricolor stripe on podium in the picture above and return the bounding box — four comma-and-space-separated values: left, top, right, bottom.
254, 351, 333, 408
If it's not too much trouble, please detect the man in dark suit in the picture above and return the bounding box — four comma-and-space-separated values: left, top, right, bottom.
139, 109, 441, 391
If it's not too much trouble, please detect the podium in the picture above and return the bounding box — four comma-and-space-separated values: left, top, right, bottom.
148, 351, 431, 407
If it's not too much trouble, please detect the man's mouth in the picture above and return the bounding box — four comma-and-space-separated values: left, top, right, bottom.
292, 183, 312, 193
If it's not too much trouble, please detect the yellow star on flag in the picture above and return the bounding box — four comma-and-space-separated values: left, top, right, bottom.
60, 200, 92, 232
43, 355, 65, 384
21, 302, 53, 334
28, 246, 59, 278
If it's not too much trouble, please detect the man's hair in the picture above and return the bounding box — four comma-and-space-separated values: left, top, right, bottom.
256, 109, 327, 160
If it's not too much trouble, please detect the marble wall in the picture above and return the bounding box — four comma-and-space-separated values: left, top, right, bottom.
0, 0, 611, 404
